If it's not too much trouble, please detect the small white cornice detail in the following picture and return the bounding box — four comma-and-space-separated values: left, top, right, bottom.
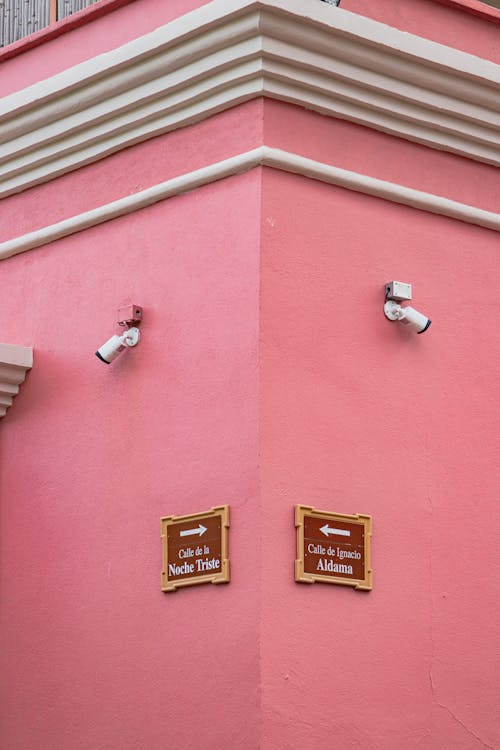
0, 0, 499, 198
0, 147, 499, 263
0, 344, 33, 418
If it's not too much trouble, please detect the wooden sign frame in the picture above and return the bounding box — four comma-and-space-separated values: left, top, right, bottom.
161, 505, 230, 592
295, 505, 372, 590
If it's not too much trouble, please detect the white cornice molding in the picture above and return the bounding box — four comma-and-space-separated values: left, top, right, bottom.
0, 343, 33, 418
0, 147, 499, 262
0, 0, 499, 198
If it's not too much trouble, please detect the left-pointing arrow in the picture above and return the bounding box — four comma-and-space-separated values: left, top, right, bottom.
180, 524, 207, 538
320, 524, 351, 537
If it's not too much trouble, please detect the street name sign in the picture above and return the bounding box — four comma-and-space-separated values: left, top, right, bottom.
161, 505, 230, 592
295, 505, 372, 590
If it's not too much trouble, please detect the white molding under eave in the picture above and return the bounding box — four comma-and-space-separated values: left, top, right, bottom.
0, 343, 33, 418
0, 0, 499, 198
0, 147, 499, 263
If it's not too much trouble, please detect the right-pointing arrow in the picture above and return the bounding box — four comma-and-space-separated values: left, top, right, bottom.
180, 524, 208, 538
320, 524, 351, 538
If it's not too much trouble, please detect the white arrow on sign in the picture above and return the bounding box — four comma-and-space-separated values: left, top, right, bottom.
180, 524, 207, 538
320, 524, 351, 538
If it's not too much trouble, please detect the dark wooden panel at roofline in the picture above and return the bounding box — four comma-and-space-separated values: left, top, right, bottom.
0, 0, 49, 46
0, 0, 99, 46
57, 0, 99, 20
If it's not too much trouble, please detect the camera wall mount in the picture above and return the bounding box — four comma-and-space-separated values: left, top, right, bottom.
384, 282, 431, 334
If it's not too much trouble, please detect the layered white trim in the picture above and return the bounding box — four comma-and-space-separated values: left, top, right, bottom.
0, 343, 33, 418
1, 147, 498, 261
0, 0, 499, 198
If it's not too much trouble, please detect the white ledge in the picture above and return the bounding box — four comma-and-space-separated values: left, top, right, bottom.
0, 343, 33, 418
0, 0, 499, 198
0, 146, 499, 262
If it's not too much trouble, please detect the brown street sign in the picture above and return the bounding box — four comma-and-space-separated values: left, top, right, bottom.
295, 505, 372, 590
161, 505, 230, 592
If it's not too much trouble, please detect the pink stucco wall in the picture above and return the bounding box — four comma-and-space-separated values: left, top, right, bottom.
1, 99, 498, 748
258, 102, 500, 749
0, 0, 212, 95
0, 101, 265, 243
1, 0, 499, 747
263, 101, 500, 214
341, 0, 500, 61
260, 167, 499, 750
0, 170, 262, 750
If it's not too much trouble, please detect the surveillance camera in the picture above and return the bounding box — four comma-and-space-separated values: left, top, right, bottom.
384, 300, 431, 334
95, 327, 140, 363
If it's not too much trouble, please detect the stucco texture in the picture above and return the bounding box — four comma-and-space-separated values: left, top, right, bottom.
0, 171, 262, 750
260, 168, 499, 750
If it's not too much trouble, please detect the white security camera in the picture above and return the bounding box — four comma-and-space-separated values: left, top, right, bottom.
95, 327, 140, 364
384, 300, 431, 334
